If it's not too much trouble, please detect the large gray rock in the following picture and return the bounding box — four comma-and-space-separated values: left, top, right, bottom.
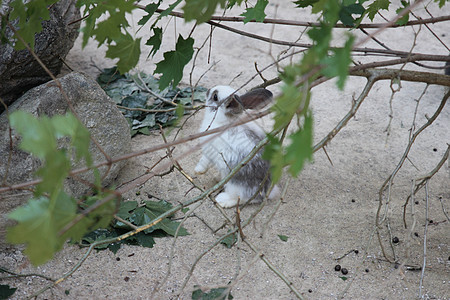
0, 72, 131, 246
0, 0, 80, 112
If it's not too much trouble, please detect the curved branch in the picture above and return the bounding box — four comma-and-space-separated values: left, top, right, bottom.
150, 6, 450, 29
205, 20, 450, 61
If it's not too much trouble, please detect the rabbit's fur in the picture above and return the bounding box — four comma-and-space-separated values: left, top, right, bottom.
195, 85, 279, 208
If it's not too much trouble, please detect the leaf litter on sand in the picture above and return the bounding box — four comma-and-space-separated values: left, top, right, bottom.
97, 66, 207, 137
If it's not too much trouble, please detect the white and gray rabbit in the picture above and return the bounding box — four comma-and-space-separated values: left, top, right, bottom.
195, 85, 279, 208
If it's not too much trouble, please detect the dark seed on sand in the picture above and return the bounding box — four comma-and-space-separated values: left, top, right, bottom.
335, 264, 341, 271
341, 268, 348, 275
393, 237, 399, 244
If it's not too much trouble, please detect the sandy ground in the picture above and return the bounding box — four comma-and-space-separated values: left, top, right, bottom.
1, 1, 449, 299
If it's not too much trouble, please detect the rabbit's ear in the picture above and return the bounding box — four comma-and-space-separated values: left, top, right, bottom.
225, 94, 244, 115
239, 88, 273, 109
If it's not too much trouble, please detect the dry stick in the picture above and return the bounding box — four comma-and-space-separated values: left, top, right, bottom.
403, 144, 450, 225
2, 18, 112, 169
0, 266, 55, 282
259, 61, 450, 91
146, 4, 449, 60
418, 181, 430, 298
376, 89, 449, 262
116, 105, 178, 113
0, 110, 270, 194
3, 63, 450, 194
226, 180, 292, 296
31, 131, 271, 298
313, 75, 376, 152
244, 240, 304, 299
206, 19, 438, 59
411, 12, 450, 52
438, 195, 450, 222
149, 5, 450, 28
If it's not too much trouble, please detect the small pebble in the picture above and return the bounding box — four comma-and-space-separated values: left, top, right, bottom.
393, 237, 400, 244
341, 268, 348, 275
335, 264, 341, 271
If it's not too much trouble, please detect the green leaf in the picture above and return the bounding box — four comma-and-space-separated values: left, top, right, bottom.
285, 112, 313, 177
138, 1, 161, 25
192, 286, 233, 300
134, 232, 156, 248
9, 111, 56, 159
7, 194, 77, 265
8, 0, 59, 49
271, 83, 305, 130
221, 232, 237, 248
434, 0, 447, 8
105, 32, 141, 74
321, 34, 355, 89
78, 0, 136, 47
367, 0, 390, 21
241, 0, 268, 23
159, 0, 183, 17
339, 3, 365, 26
262, 134, 284, 183
307, 24, 333, 58
51, 113, 91, 164
143, 200, 189, 236
182, 0, 227, 23
97, 66, 125, 85
278, 234, 289, 242
146, 27, 163, 57
340, 276, 348, 281
294, 0, 320, 8
395, 0, 410, 25
154, 35, 194, 90
0, 284, 17, 299
116, 201, 139, 219
34, 150, 71, 196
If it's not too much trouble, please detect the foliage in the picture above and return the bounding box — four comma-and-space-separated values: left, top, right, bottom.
2, 0, 448, 270
192, 286, 233, 300
97, 67, 207, 137
7, 0, 59, 50
7, 112, 117, 265
220, 232, 237, 248
0, 284, 17, 299
82, 200, 189, 253
241, 0, 268, 23
278, 234, 289, 242
154, 35, 195, 90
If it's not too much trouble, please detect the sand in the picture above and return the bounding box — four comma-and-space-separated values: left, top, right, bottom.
1, 1, 449, 299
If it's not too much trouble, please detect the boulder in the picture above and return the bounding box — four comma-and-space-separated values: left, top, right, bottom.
0, 0, 80, 113
0, 72, 132, 246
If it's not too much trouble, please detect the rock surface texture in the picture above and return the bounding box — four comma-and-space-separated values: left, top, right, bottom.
0, 72, 131, 244
0, 0, 80, 112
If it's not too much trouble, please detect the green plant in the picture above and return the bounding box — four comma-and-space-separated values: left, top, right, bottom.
1, 0, 448, 288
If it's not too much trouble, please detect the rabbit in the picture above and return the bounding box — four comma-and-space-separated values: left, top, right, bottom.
195, 85, 279, 208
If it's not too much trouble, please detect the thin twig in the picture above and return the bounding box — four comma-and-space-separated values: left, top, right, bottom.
418, 181, 429, 298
